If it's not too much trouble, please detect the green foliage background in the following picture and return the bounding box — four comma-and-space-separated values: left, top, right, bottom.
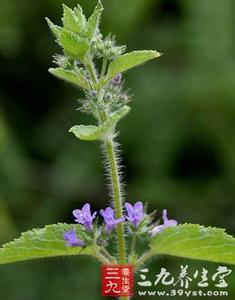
0, 0, 234, 299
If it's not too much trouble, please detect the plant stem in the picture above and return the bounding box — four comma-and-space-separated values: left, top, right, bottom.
104, 139, 130, 300
84, 59, 98, 88
104, 138, 126, 265
95, 251, 112, 264
100, 247, 117, 264
100, 58, 108, 79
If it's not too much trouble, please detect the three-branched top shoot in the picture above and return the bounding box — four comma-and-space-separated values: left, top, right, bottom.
46, 1, 161, 142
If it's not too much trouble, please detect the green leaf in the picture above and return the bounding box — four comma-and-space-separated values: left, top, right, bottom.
58, 29, 89, 60
104, 50, 161, 84
46, 17, 62, 40
86, 1, 103, 41
62, 4, 81, 34
49, 68, 89, 89
69, 125, 100, 141
0, 224, 97, 265
69, 105, 131, 141
149, 224, 235, 265
74, 4, 87, 31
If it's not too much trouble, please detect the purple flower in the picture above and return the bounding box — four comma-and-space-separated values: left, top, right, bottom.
63, 229, 85, 247
91, 90, 97, 97
150, 209, 178, 236
73, 203, 97, 231
111, 73, 122, 86
125, 201, 144, 228
100, 207, 125, 232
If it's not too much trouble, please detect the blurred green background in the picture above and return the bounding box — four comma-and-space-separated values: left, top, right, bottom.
0, 0, 235, 299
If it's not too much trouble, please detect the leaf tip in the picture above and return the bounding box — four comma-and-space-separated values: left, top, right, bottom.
48, 67, 54, 73
97, 0, 104, 11
68, 126, 75, 133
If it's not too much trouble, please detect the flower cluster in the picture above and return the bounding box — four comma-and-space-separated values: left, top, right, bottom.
63, 202, 177, 247
92, 33, 126, 60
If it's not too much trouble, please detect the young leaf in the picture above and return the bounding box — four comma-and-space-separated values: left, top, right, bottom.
69, 105, 131, 141
49, 68, 89, 89
86, 1, 104, 41
0, 224, 98, 264
62, 4, 81, 34
74, 4, 87, 31
104, 50, 161, 85
46, 18, 62, 40
58, 29, 89, 60
149, 224, 235, 265
69, 125, 101, 141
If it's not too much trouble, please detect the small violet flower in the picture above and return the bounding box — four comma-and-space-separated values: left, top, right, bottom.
73, 203, 97, 231
125, 201, 144, 228
150, 209, 178, 236
111, 73, 122, 86
100, 207, 125, 232
63, 229, 85, 247
91, 90, 97, 97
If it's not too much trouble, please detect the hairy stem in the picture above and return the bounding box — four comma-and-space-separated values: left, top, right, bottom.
104, 139, 130, 300
100, 58, 108, 79
100, 247, 117, 264
104, 138, 126, 264
85, 59, 98, 88
95, 251, 112, 264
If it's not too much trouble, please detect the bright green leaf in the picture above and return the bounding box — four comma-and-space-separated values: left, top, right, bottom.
58, 29, 89, 60
86, 1, 103, 41
69, 105, 131, 141
69, 125, 99, 141
104, 50, 161, 84
0, 224, 97, 265
149, 224, 235, 265
46, 17, 62, 40
62, 4, 81, 34
49, 68, 89, 89
74, 4, 87, 31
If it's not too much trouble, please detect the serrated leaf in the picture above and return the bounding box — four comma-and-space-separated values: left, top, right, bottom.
62, 4, 81, 34
46, 17, 62, 40
149, 224, 235, 265
69, 105, 130, 141
104, 50, 161, 85
49, 68, 89, 89
86, 1, 103, 41
74, 4, 87, 31
0, 224, 97, 265
59, 29, 89, 60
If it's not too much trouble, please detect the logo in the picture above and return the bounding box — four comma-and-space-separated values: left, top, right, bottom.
101, 264, 134, 297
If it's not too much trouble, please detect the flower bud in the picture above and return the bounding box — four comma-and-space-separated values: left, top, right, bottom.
111, 73, 122, 86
